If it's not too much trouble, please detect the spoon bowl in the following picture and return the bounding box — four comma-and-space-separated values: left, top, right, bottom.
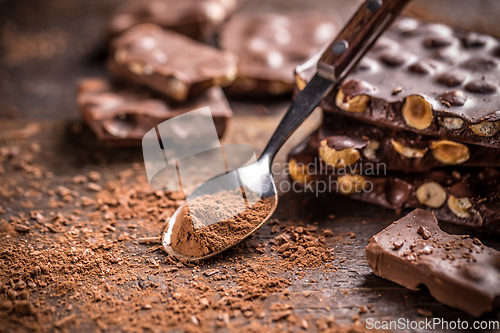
162, 158, 278, 261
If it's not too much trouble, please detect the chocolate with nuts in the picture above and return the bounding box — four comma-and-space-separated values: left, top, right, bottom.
77, 78, 232, 147
314, 112, 500, 172
220, 12, 339, 97
107, 24, 237, 102
366, 209, 500, 317
295, 17, 500, 148
107, 0, 242, 41
288, 134, 500, 234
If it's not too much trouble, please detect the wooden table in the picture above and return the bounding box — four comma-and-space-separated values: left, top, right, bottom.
1, 0, 499, 332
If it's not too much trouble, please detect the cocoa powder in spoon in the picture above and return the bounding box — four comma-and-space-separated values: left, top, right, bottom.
170, 188, 275, 258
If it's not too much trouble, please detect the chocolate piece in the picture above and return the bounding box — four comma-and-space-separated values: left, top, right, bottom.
107, 0, 241, 41
366, 209, 500, 317
439, 90, 467, 106
295, 17, 500, 148
315, 112, 500, 172
436, 72, 466, 87
77, 78, 232, 147
107, 24, 237, 102
288, 134, 500, 234
220, 12, 339, 96
464, 80, 497, 94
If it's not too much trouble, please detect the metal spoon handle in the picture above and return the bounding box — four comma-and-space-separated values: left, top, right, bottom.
259, 0, 410, 167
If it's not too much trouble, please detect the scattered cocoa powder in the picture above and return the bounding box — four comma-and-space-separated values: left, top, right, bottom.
170, 189, 275, 258
0, 128, 383, 332
270, 223, 335, 270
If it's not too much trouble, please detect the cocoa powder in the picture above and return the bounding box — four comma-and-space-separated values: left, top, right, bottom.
170, 189, 275, 258
0, 127, 377, 333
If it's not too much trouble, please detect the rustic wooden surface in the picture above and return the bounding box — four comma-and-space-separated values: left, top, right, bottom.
1, 0, 499, 332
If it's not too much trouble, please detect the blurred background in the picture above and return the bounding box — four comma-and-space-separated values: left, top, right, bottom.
1, 0, 499, 121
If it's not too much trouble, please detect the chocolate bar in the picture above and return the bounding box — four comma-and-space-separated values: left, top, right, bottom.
77, 78, 232, 147
288, 135, 500, 234
107, 24, 237, 102
107, 0, 241, 41
295, 17, 500, 148
314, 112, 500, 172
366, 209, 500, 317
220, 12, 339, 97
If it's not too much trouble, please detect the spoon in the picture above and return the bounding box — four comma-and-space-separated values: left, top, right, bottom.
163, 0, 411, 260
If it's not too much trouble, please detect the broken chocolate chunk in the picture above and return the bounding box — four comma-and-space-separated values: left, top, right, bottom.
366, 209, 500, 317
107, 24, 237, 102
219, 12, 340, 97
77, 78, 232, 147
288, 130, 500, 234
294, 17, 500, 148
107, 0, 242, 41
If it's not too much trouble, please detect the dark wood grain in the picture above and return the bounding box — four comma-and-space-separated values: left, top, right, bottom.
318, 0, 410, 79
1, 0, 499, 331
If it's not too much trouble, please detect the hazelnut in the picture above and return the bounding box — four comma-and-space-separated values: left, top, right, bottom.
167, 77, 189, 101
268, 81, 292, 95
439, 90, 467, 107
424, 35, 454, 48
337, 174, 366, 195
288, 159, 313, 183
430, 140, 470, 165
401, 95, 434, 130
464, 80, 497, 94
363, 140, 380, 160
114, 48, 128, 64
447, 195, 472, 218
463, 264, 487, 281
204, 2, 226, 23
295, 74, 307, 91
470, 121, 500, 137
436, 72, 466, 87
127, 61, 146, 76
319, 140, 360, 168
416, 182, 446, 208
213, 69, 237, 87
234, 76, 258, 91
335, 90, 370, 113
391, 139, 427, 159
439, 117, 464, 130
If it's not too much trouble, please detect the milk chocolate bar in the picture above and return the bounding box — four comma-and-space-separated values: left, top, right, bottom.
288, 136, 500, 234
366, 209, 500, 317
77, 78, 232, 147
295, 17, 500, 148
315, 112, 500, 172
220, 12, 339, 97
107, 0, 241, 41
107, 24, 237, 102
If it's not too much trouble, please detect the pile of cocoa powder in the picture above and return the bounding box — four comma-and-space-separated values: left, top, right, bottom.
170, 189, 275, 258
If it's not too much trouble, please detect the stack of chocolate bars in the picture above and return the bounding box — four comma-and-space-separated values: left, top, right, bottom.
290, 17, 500, 234
77, 0, 340, 146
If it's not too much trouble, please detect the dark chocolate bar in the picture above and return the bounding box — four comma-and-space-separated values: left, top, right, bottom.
107, 0, 241, 41
366, 209, 500, 317
77, 78, 232, 147
220, 12, 339, 96
288, 134, 500, 234
295, 17, 500, 148
314, 112, 500, 172
107, 24, 237, 102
